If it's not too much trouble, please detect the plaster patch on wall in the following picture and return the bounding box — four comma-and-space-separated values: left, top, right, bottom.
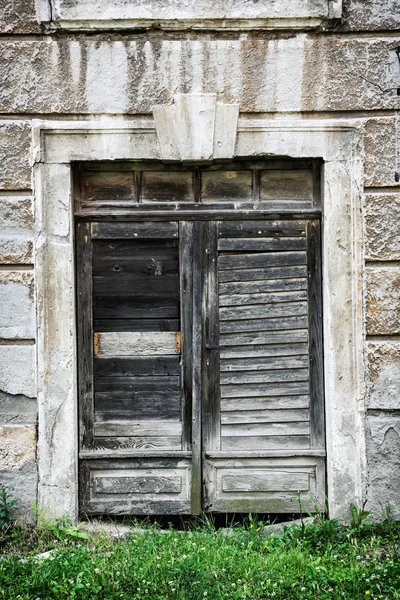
367, 341, 400, 411
0, 345, 36, 398
0, 424, 36, 469
85, 42, 128, 114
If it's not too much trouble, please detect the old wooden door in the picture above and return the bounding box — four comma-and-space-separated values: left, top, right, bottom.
77, 217, 325, 516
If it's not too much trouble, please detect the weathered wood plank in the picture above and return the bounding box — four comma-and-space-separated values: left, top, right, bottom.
220, 355, 309, 372
221, 421, 309, 437
94, 319, 180, 332
179, 221, 194, 451
91, 436, 182, 451
220, 368, 309, 386
80, 172, 135, 203
93, 240, 178, 261
220, 301, 308, 321
221, 435, 310, 451
219, 316, 308, 334
219, 251, 307, 271
93, 258, 179, 277
95, 376, 180, 394
93, 275, 179, 297
259, 170, 313, 201
220, 342, 309, 360
221, 396, 310, 411
219, 289, 308, 307
95, 390, 180, 421
221, 409, 310, 424
94, 475, 182, 494
93, 297, 179, 319
94, 421, 182, 437
221, 471, 309, 493
142, 171, 194, 202
218, 237, 307, 252
94, 356, 180, 377
220, 381, 310, 398
219, 272, 308, 295
76, 222, 94, 449
92, 222, 179, 239
94, 332, 180, 356
220, 332, 308, 348
219, 265, 308, 285
218, 220, 306, 238
201, 170, 253, 202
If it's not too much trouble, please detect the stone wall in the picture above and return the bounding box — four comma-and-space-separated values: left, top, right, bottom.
0, 0, 400, 521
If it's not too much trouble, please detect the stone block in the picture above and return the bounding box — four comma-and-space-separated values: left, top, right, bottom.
0, 38, 397, 115
0, 123, 31, 190
0, 272, 35, 339
340, 0, 400, 31
365, 193, 400, 260
367, 341, 400, 410
0, 390, 37, 424
366, 416, 400, 520
0, 345, 36, 398
0, 424, 37, 522
366, 267, 400, 335
364, 118, 399, 188
0, 0, 40, 34
0, 195, 34, 264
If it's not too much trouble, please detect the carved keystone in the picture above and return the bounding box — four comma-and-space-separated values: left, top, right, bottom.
153, 94, 239, 161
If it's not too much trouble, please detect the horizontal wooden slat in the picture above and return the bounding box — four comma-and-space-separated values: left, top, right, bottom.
92, 222, 179, 239
80, 450, 192, 459
220, 368, 309, 385
93, 240, 178, 260
219, 289, 307, 307
220, 342, 309, 359
94, 421, 182, 437
221, 421, 309, 437
220, 355, 309, 372
142, 171, 194, 202
221, 409, 310, 424
80, 172, 134, 203
219, 251, 307, 271
219, 271, 308, 295
92, 436, 182, 451
94, 475, 182, 495
221, 435, 310, 450
218, 220, 306, 238
218, 251, 307, 275
201, 171, 253, 202
95, 393, 180, 421
93, 275, 179, 297
221, 381, 310, 398
95, 356, 180, 377
93, 259, 178, 277
220, 332, 308, 348
95, 375, 180, 393
222, 471, 309, 493
95, 332, 180, 356
218, 237, 307, 252
221, 396, 310, 411
219, 316, 308, 334
94, 297, 179, 319
220, 302, 308, 321
94, 319, 180, 332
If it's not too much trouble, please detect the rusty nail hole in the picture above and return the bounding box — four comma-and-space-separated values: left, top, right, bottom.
113, 265, 121, 272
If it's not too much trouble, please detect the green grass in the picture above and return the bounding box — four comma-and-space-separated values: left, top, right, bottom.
1, 515, 400, 599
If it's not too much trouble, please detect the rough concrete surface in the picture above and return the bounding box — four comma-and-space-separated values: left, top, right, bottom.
0, 0, 40, 34
0, 458, 37, 522
0, 196, 34, 264
0, 390, 37, 425
0, 272, 35, 339
0, 122, 32, 190
366, 416, 400, 520
0, 345, 36, 398
367, 341, 400, 410
341, 0, 400, 31
365, 194, 400, 260
364, 118, 399, 188
0, 38, 397, 115
366, 267, 400, 335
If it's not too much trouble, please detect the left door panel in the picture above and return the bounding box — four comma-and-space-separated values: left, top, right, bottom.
77, 221, 193, 515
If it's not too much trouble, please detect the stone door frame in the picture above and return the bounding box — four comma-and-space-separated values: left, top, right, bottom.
33, 117, 365, 521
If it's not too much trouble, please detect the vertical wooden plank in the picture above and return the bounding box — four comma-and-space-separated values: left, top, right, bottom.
179, 222, 194, 452
252, 169, 260, 203
76, 221, 94, 449
134, 171, 141, 203
307, 220, 325, 449
191, 221, 203, 515
202, 221, 221, 453
194, 170, 201, 203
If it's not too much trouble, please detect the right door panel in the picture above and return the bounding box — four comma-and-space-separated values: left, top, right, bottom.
203, 220, 326, 513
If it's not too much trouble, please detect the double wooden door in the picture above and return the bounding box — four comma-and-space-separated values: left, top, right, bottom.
77, 218, 325, 516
